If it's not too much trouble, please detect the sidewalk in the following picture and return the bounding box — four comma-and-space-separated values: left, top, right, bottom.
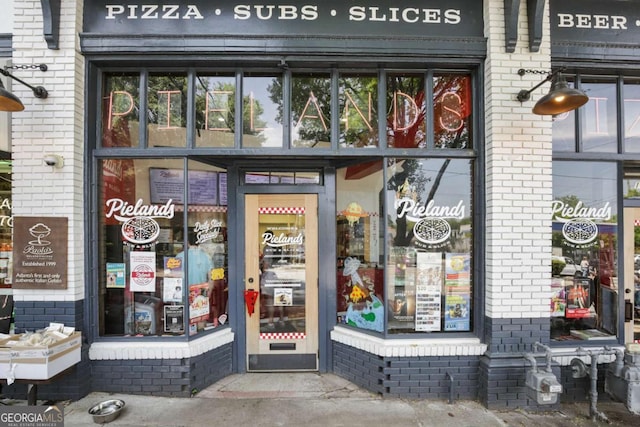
44, 373, 640, 426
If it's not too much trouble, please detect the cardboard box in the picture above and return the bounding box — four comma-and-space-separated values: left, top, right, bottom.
0, 332, 81, 380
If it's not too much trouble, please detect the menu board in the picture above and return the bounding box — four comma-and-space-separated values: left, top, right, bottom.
149, 168, 218, 205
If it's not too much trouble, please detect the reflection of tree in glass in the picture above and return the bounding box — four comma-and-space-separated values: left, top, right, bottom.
102, 75, 140, 148
195, 78, 235, 136
147, 75, 188, 128
387, 158, 470, 249
385, 75, 472, 245
387, 75, 425, 149
386, 74, 471, 149
194, 76, 270, 145
388, 159, 429, 246
340, 76, 378, 147
270, 76, 331, 146
433, 75, 471, 149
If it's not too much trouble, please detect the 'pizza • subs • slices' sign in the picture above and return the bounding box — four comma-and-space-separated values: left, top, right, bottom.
12, 217, 68, 290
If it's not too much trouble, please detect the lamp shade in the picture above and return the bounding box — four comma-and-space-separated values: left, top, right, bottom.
0, 79, 25, 112
532, 74, 588, 115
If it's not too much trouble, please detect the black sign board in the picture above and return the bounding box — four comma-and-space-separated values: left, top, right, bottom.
82, 1, 483, 39
551, 0, 640, 45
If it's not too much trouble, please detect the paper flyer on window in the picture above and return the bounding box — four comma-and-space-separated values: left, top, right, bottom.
444, 294, 470, 331
415, 252, 442, 331
106, 262, 126, 288
551, 278, 567, 317
129, 251, 157, 292
189, 283, 210, 322
163, 277, 184, 303
444, 253, 471, 331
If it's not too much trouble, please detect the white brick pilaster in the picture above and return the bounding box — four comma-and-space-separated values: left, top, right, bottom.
10, 0, 84, 302
484, 0, 553, 319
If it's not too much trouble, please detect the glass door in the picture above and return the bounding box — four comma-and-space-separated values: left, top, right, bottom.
244, 194, 318, 371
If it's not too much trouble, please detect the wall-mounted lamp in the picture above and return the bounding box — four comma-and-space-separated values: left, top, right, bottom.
516, 68, 588, 115
0, 64, 49, 112
43, 154, 63, 169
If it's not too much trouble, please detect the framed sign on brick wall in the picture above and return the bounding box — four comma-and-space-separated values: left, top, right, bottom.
12, 216, 68, 290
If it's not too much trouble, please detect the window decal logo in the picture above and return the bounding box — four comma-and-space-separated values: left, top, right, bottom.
121, 216, 161, 245
413, 217, 452, 244
561, 218, 598, 245
105, 198, 174, 245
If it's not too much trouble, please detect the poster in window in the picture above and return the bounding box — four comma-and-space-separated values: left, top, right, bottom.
106, 262, 126, 288
565, 278, 591, 319
164, 305, 185, 334
163, 277, 183, 303
274, 288, 293, 306
189, 283, 210, 322
129, 251, 157, 292
444, 252, 471, 331
415, 252, 442, 332
551, 278, 567, 317
444, 294, 470, 331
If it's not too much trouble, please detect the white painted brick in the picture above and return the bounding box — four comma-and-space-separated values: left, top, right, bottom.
11, 0, 85, 303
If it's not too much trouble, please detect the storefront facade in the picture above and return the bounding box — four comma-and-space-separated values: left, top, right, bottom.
1, 0, 639, 410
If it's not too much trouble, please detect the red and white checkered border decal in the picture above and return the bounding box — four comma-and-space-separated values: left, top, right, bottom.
260, 332, 306, 340
258, 207, 305, 214
174, 205, 228, 213
635, 219, 640, 227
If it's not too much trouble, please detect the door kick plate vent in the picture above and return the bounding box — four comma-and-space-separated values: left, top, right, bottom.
270, 343, 296, 351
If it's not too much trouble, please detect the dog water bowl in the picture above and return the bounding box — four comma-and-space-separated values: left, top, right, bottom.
88, 399, 125, 424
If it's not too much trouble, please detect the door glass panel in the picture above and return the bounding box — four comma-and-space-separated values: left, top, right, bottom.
551, 161, 618, 341
259, 211, 306, 334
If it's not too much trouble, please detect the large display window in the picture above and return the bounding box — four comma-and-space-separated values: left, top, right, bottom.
386, 158, 473, 334
98, 158, 228, 337
336, 161, 384, 332
551, 161, 617, 341
336, 158, 474, 335
97, 67, 477, 339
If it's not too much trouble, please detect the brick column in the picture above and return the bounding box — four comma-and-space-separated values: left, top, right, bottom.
8, 0, 89, 401
480, 0, 554, 409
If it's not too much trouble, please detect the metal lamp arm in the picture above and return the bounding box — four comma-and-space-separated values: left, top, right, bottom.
0, 68, 48, 99
516, 70, 559, 102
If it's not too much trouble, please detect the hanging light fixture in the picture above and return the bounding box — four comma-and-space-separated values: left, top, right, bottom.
0, 64, 49, 112
516, 68, 588, 116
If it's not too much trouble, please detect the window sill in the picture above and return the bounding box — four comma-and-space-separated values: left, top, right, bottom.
89, 328, 234, 360
331, 325, 487, 357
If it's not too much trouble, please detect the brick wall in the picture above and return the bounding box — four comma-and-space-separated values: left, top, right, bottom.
333, 342, 480, 400
13, 299, 83, 333
90, 343, 232, 397
11, 1, 86, 304
482, 317, 550, 354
